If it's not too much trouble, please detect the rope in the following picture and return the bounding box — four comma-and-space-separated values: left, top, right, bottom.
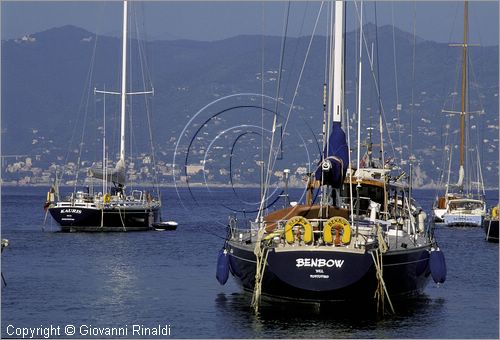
101, 204, 104, 228
377, 223, 388, 253
117, 204, 127, 231
371, 225, 393, 316
251, 228, 269, 313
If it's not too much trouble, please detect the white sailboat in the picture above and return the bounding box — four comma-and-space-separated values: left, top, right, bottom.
433, 0, 486, 227
46, 0, 161, 232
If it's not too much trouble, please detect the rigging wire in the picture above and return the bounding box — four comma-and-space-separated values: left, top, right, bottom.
265, 2, 326, 214
258, 2, 325, 220
467, 51, 488, 194
435, 3, 462, 198
259, 1, 291, 219
355, 1, 363, 172
391, 2, 403, 166
58, 26, 100, 191
353, 3, 397, 166
134, 2, 162, 199
408, 0, 417, 208
272, 1, 291, 126
260, 0, 266, 205
321, 1, 330, 194
281, 1, 311, 113
374, 1, 388, 216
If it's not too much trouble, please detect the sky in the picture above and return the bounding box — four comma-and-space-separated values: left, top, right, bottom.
1, 1, 499, 46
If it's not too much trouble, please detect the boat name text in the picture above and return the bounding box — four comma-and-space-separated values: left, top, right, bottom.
296, 258, 344, 268
61, 209, 82, 214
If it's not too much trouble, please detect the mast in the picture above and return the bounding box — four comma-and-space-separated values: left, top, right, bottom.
332, 0, 344, 123
119, 0, 128, 164
321, 0, 344, 210
355, 1, 363, 237
459, 0, 468, 189
356, 2, 363, 171
103, 89, 107, 196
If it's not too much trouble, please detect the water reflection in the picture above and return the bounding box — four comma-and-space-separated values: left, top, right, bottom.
215, 291, 445, 338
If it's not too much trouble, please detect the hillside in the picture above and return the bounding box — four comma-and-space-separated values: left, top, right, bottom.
1, 24, 498, 188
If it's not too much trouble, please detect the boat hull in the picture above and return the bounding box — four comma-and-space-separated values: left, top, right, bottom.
227, 241, 431, 303
444, 213, 483, 227
48, 206, 160, 232
433, 208, 446, 222
152, 221, 178, 231
483, 218, 499, 242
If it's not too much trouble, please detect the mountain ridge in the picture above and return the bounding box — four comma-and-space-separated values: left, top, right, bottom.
2, 24, 498, 188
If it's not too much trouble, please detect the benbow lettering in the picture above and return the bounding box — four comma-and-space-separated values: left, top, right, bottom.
296, 258, 344, 268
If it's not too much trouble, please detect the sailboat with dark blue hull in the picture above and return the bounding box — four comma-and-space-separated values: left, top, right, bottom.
227, 230, 434, 303
218, 1, 445, 312
47, 0, 161, 232
48, 190, 160, 232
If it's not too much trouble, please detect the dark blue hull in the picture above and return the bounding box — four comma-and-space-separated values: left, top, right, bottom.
48, 206, 160, 232
227, 241, 431, 303
483, 218, 499, 242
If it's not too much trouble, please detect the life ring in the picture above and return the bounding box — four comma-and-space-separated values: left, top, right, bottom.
103, 193, 111, 204
284, 216, 313, 244
323, 216, 351, 246
492, 206, 498, 219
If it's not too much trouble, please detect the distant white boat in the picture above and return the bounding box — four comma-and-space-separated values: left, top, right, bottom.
443, 198, 485, 227
433, 0, 486, 226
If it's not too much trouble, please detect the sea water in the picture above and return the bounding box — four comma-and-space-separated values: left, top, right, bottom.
2, 186, 498, 338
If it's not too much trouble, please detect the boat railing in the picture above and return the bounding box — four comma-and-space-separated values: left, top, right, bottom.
339, 196, 372, 215
57, 201, 96, 209
229, 215, 380, 248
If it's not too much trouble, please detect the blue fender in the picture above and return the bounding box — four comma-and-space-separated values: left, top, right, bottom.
216, 249, 230, 285
430, 248, 447, 284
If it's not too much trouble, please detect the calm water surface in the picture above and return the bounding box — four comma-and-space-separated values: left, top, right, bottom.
2, 186, 498, 338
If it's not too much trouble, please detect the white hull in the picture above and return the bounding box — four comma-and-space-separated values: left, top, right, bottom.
444, 213, 483, 227
433, 208, 446, 222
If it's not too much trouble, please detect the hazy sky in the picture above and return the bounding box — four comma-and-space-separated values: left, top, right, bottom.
2, 1, 499, 45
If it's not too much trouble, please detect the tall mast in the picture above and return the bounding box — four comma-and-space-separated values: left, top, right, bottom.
332, 0, 344, 123
356, 2, 363, 171
459, 0, 468, 185
120, 0, 128, 164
